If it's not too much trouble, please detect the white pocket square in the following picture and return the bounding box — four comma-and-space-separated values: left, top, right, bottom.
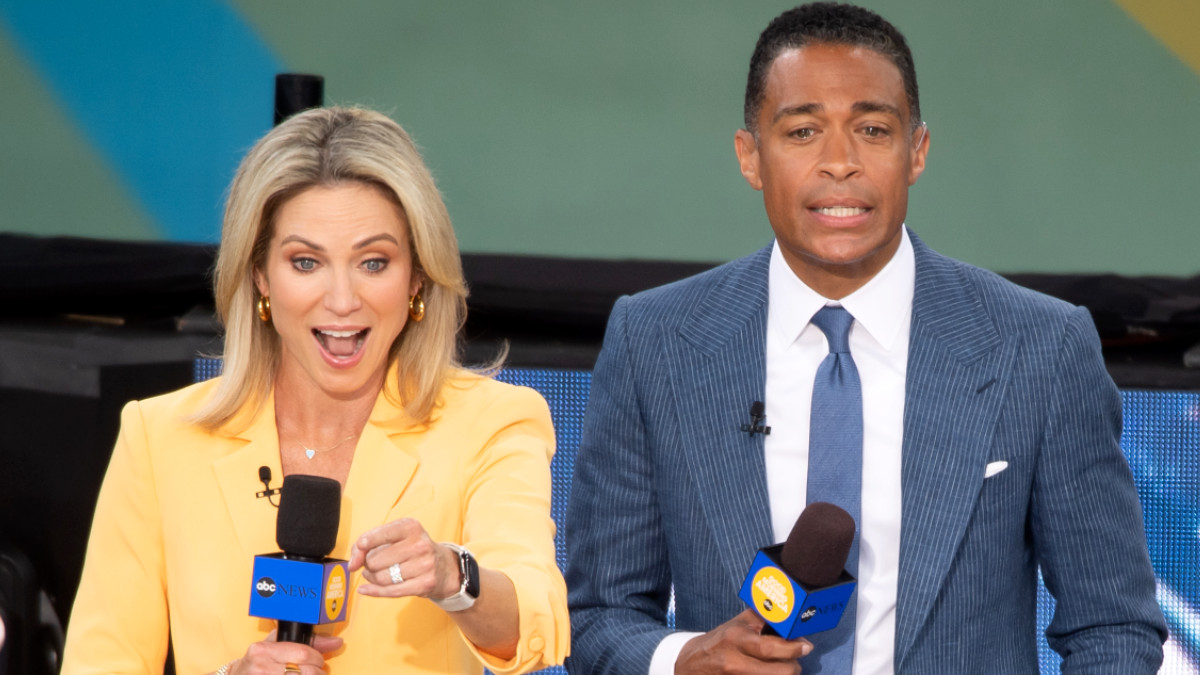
984, 461, 1009, 478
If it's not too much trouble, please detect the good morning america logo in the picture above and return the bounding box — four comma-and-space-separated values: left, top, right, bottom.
255, 576, 318, 599
750, 567, 795, 623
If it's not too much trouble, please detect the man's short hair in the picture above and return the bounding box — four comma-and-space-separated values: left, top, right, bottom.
744, 2, 921, 133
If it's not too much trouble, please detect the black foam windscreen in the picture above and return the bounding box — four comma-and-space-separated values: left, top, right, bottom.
276, 474, 341, 559
780, 502, 855, 589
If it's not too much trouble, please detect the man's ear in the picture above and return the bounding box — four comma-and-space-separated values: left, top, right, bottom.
734, 129, 764, 191
908, 122, 930, 186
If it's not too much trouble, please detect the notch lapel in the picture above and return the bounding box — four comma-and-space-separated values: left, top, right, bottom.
213, 392, 285, 561
339, 394, 423, 555
893, 237, 1019, 667
667, 246, 775, 588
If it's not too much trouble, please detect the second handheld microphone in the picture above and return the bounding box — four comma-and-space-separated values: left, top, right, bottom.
738, 501, 857, 639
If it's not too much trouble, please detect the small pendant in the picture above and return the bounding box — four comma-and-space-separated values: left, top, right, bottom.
305, 448, 316, 460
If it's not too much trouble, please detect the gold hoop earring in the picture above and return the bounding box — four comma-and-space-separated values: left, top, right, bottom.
408, 291, 425, 322
257, 296, 272, 322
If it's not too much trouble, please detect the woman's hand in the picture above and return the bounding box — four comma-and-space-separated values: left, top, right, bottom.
348, 518, 521, 659
348, 518, 461, 600
225, 630, 342, 674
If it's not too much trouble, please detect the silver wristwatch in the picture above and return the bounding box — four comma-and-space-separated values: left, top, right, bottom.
433, 542, 480, 612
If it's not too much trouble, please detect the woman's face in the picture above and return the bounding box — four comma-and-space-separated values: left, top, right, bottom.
254, 182, 421, 401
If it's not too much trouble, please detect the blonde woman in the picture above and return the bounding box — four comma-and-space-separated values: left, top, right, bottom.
61, 107, 568, 674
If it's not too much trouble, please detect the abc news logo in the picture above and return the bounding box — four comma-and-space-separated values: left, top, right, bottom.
800, 601, 847, 623
255, 577, 319, 600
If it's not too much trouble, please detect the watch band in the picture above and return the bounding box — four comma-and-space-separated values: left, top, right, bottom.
434, 543, 479, 612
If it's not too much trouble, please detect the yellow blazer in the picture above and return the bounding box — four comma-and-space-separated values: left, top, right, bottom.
62, 370, 568, 674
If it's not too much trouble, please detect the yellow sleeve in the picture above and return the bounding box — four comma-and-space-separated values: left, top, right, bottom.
458, 384, 569, 674
60, 400, 169, 674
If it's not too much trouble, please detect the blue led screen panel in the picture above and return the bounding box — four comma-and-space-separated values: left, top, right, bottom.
192, 359, 1200, 673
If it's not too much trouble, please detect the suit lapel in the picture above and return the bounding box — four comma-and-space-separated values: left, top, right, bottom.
668, 246, 775, 588
893, 236, 1018, 667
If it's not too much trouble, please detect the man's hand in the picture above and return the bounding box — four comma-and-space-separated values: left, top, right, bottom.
676, 609, 813, 674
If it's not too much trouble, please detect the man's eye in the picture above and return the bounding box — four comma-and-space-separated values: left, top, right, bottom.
292, 257, 317, 272
862, 126, 887, 137
363, 258, 388, 273
790, 128, 816, 140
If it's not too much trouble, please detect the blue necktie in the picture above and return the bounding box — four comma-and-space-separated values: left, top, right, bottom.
805, 305, 862, 674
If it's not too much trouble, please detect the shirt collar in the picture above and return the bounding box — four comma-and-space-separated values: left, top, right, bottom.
768, 227, 915, 350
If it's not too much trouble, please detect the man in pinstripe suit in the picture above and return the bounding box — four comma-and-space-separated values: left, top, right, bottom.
565, 3, 1166, 674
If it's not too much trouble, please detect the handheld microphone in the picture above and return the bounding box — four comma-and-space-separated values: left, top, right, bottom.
249, 474, 348, 644
738, 502, 857, 639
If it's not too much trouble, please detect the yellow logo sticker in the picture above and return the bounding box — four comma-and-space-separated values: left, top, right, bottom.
325, 565, 347, 621
750, 566, 794, 624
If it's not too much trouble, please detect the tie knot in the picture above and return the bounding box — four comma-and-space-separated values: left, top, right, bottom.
812, 306, 854, 354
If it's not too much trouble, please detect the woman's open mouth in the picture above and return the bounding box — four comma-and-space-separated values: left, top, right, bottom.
313, 328, 369, 360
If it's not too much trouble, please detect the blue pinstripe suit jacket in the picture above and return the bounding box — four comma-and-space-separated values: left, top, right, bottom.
565, 233, 1165, 674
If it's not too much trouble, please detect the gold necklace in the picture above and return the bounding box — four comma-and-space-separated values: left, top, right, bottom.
300, 434, 355, 460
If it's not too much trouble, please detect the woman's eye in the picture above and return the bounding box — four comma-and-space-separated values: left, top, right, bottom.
292, 257, 317, 272
363, 258, 388, 273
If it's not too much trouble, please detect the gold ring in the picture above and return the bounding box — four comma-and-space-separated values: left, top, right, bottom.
284, 664, 301, 674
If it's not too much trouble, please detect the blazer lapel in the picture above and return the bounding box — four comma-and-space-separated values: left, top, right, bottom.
893, 235, 1019, 667
339, 391, 423, 555
213, 391, 285, 561
668, 246, 775, 588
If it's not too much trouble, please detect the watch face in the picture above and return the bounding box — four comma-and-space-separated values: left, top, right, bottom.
462, 551, 481, 598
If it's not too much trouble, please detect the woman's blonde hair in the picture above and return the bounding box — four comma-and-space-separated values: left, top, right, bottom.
195, 106, 467, 431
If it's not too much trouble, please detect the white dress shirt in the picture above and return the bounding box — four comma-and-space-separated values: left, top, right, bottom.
650, 229, 915, 674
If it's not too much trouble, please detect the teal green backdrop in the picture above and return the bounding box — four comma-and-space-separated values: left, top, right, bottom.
1, 1, 1197, 274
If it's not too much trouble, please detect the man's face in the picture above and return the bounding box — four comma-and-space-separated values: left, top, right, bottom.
735, 43, 929, 299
